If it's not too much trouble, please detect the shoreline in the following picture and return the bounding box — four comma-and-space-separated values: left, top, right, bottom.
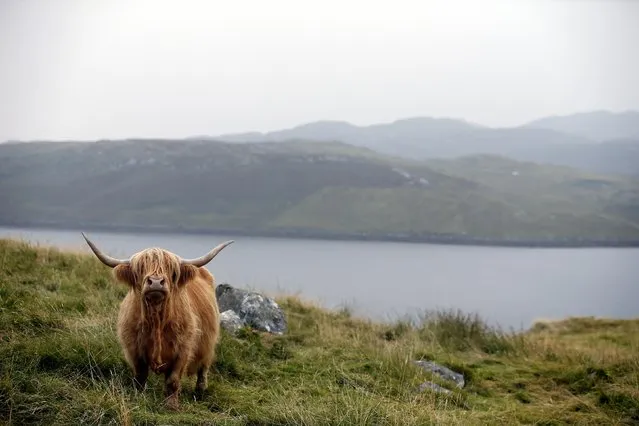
2, 220, 639, 248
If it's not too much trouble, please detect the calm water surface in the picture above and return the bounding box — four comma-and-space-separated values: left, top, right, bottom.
1, 226, 637, 329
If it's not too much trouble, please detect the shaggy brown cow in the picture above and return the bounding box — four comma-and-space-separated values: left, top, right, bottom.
81, 232, 233, 409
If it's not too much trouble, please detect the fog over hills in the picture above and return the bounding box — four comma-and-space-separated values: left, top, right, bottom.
522, 110, 639, 141
213, 111, 639, 176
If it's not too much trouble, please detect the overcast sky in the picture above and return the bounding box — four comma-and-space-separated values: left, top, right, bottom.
0, 0, 637, 141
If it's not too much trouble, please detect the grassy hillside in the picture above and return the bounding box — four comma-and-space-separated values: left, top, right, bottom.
425, 154, 639, 231
1, 139, 639, 243
1, 240, 638, 425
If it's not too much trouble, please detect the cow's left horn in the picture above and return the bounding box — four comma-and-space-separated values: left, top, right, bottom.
180, 240, 234, 267
81, 232, 130, 267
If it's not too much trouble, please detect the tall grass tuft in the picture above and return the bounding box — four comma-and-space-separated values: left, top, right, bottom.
416, 309, 524, 354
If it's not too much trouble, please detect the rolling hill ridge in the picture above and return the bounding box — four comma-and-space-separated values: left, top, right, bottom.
213, 111, 639, 176
1, 138, 638, 245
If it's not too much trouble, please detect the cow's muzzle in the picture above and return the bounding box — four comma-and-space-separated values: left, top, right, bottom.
143, 276, 168, 303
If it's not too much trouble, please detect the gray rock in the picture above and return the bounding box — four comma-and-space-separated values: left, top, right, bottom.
418, 381, 453, 395
413, 360, 465, 389
216, 283, 288, 334
219, 309, 245, 335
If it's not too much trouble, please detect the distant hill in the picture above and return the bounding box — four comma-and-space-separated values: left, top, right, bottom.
515, 138, 639, 176
219, 117, 484, 145
218, 117, 486, 158
424, 154, 639, 227
523, 110, 639, 141
213, 114, 639, 176
1, 139, 638, 245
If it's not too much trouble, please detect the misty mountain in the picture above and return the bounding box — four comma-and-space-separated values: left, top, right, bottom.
219, 117, 485, 148
523, 110, 639, 141
218, 117, 582, 158
1, 139, 638, 244
213, 112, 639, 176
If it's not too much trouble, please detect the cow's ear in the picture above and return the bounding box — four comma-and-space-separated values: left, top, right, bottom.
178, 265, 197, 286
114, 264, 135, 287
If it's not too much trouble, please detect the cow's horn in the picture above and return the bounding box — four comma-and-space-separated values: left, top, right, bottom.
81, 232, 130, 268
180, 240, 234, 267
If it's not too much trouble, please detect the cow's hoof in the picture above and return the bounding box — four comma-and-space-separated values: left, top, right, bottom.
165, 396, 180, 411
194, 386, 208, 401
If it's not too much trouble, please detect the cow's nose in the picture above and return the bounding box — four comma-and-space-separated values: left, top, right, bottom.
146, 277, 165, 291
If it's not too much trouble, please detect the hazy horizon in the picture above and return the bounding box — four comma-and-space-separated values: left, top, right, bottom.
3, 108, 638, 143
1, 0, 638, 141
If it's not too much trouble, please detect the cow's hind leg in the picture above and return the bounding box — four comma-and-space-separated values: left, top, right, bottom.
195, 366, 208, 398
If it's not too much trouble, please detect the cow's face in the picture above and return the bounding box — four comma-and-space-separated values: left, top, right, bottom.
110, 247, 231, 302
123, 248, 182, 305
81, 233, 235, 305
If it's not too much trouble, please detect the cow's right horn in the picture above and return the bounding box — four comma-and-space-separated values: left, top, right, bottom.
180, 240, 234, 267
81, 232, 130, 268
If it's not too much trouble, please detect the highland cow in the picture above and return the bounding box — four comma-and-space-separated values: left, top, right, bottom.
81, 232, 233, 410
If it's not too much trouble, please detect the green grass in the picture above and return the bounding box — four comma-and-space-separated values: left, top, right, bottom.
1, 239, 638, 425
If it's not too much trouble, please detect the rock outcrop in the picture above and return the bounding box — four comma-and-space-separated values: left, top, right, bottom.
219, 310, 244, 335
216, 283, 288, 335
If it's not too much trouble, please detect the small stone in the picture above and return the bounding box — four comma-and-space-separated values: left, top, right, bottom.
413, 360, 465, 388
418, 381, 452, 395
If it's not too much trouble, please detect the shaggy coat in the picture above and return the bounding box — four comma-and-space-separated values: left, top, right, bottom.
79, 231, 235, 412
82, 233, 232, 409
111, 248, 221, 408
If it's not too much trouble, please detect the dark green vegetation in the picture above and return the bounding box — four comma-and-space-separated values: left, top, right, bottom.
1, 240, 638, 425
1, 138, 639, 244
217, 111, 639, 176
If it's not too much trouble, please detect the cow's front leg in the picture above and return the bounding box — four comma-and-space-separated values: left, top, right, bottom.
133, 357, 149, 392
163, 355, 188, 410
